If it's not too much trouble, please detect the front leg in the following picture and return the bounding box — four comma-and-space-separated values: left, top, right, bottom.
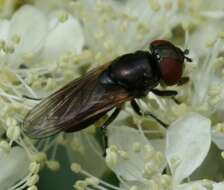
152, 77, 189, 96
151, 89, 181, 104
151, 89, 177, 96
131, 100, 168, 127
177, 76, 189, 86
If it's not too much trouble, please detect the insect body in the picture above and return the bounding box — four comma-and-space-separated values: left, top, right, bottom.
23, 40, 192, 143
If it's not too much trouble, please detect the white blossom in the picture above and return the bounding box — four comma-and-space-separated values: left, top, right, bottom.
0, 0, 224, 189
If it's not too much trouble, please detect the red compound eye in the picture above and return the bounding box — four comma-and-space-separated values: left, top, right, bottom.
149, 39, 190, 86
159, 57, 183, 85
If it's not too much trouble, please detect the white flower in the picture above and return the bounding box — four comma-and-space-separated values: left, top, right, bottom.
0, 0, 224, 189
0, 3, 85, 189
74, 0, 186, 61
0, 5, 84, 66
103, 113, 211, 189
166, 113, 211, 186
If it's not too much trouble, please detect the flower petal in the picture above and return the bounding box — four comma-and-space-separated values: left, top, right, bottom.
0, 19, 10, 40
188, 23, 220, 58
107, 126, 165, 181
212, 130, 224, 150
213, 182, 224, 190
41, 12, 84, 62
8, 5, 47, 64
0, 19, 10, 57
0, 146, 30, 190
166, 112, 211, 184
177, 181, 210, 190
66, 131, 108, 177
200, 10, 224, 19
78, 0, 180, 57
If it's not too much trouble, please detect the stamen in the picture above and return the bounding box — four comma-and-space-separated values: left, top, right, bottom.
77, 167, 123, 190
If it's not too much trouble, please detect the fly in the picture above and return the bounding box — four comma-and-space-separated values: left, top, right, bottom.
23, 40, 192, 155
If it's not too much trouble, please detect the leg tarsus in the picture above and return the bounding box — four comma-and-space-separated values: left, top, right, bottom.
177, 76, 189, 86
101, 108, 120, 157
144, 112, 168, 128
172, 97, 181, 104
23, 95, 42, 101
131, 100, 168, 128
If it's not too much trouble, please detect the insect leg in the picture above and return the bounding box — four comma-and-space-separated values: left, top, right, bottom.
101, 107, 121, 156
151, 89, 180, 104
131, 100, 168, 127
151, 89, 177, 96
177, 76, 189, 86
23, 95, 42, 101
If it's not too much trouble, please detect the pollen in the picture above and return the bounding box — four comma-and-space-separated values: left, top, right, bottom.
206, 39, 217, 48
148, 0, 161, 11
118, 150, 129, 160
208, 95, 220, 106
182, 21, 190, 31
22, 52, 34, 64
85, 177, 99, 187
105, 147, 118, 167
0, 140, 10, 152
169, 156, 182, 172
143, 144, 155, 161
143, 161, 159, 179
11, 34, 21, 44
0, 40, 5, 49
73, 180, 87, 190
27, 186, 38, 190
46, 160, 60, 171
26, 174, 39, 186
3, 45, 14, 54
213, 123, 224, 133
132, 142, 141, 153
208, 85, 221, 96
58, 12, 69, 23
29, 162, 40, 174
71, 163, 82, 173
160, 175, 172, 188
70, 138, 84, 153
155, 151, 165, 166
31, 152, 47, 164
6, 124, 20, 141
103, 39, 114, 51
164, 0, 173, 11
148, 179, 160, 189
221, 151, 224, 159
218, 31, 224, 39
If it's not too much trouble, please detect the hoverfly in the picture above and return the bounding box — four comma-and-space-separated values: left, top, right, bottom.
23, 40, 192, 153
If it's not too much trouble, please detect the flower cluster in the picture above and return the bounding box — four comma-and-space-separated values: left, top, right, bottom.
0, 0, 224, 190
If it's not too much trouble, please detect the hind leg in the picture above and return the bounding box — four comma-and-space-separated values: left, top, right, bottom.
100, 107, 121, 156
